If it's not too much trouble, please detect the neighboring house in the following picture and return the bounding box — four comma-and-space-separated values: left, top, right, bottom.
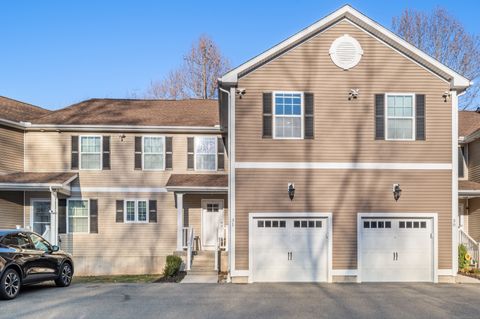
218, 5, 470, 283
0, 98, 228, 275
458, 110, 480, 254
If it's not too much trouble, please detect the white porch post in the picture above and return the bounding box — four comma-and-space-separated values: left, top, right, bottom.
49, 188, 59, 246
176, 193, 184, 251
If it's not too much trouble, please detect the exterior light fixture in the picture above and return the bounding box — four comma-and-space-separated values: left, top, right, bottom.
348, 88, 360, 100
119, 134, 126, 141
288, 183, 295, 201
442, 91, 451, 102
393, 184, 402, 202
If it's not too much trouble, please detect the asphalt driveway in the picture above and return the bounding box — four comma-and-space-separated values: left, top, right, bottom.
1, 282, 480, 319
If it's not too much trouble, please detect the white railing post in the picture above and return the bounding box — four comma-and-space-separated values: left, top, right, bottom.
186, 227, 194, 271
214, 226, 219, 271
176, 193, 184, 251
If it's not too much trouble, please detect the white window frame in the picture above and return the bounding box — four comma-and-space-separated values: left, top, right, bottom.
385, 93, 416, 141
272, 91, 304, 140
30, 198, 51, 235
194, 136, 218, 171
124, 199, 149, 224
142, 136, 166, 171
458, 144, 468, 180
79, 135, 103, 170
66, 198, 90, 234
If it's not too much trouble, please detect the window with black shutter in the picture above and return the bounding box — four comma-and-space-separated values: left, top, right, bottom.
102, 136, 110, 170
263, 93, 272, 138
217, 137, 225, 170
134, 137, 142, 170
71, 136, 79, 170
116, 200, 124, 223
90, 199, 98, 233
187, 137, 194, 170
165, 137, 173, 169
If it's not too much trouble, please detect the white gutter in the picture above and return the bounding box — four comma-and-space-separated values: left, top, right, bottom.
0, 118, 27, 130
26, 124, 222, 133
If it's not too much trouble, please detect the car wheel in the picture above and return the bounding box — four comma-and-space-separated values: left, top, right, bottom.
0, 268, 21, 300
55, 263, 73, 287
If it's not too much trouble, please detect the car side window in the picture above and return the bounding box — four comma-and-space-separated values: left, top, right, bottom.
3, 233, 35, 249
29, 233, 51, 252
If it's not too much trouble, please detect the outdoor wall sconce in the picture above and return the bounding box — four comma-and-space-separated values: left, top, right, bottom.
442, 91, 451, 102
288, 183, 295, 201
393, 184, 402, 202
119, 134, 126, 141
348, 88, 360, 100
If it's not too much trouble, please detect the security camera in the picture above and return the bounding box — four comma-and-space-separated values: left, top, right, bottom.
236, 88, 246, 98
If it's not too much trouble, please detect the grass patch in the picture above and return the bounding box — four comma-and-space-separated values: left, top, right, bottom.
73, 274, 163, 284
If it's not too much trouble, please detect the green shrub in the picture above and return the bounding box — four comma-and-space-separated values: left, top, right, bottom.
458, 244, 469, 270
163, 255, 182, 277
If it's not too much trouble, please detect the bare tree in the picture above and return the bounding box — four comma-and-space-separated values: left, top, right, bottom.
392, 7, 480, 109
146, 35, 229, 99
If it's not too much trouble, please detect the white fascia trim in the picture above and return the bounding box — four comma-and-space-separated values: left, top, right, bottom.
220, 5, 470, 89
331, 269, 358, 277
248, 212, 333, 283
26, 124, 222, 133
236, 162, 452, 170
357, 212, 439, 284
459, 190, 480, 196
71, 186, 168, 193
0, 183, 63, 189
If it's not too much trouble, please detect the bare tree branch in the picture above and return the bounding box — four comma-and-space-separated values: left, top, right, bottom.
392, 7, 480, 109
146, 35, 230, 100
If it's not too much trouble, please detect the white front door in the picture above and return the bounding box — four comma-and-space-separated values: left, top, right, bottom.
360, 217, 433, 282
251, 217, 329, 282
201, 200, 224, 250
31, 200, 51, 236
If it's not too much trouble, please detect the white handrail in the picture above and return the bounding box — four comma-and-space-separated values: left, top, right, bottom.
459, 228, 480, 268
182, 227, 189, 249
214, 226, 219, 271
186, 227, 194, 271
42, 225, 51, 240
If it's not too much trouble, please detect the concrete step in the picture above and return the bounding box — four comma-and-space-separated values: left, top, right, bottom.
187, 270, 218, 276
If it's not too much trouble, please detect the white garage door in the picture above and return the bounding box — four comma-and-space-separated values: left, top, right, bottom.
251, 217, 328, 282
360, 218, 433, 282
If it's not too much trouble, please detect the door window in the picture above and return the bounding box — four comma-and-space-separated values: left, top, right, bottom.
32, 201, 51, 235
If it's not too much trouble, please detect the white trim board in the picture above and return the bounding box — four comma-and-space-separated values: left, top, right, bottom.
236, 162, 452, 170
247, 212, 333, 283
71, 187, 168, 193
356, 212, 438, 283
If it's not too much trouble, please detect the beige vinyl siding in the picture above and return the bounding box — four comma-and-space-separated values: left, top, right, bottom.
467, 139, 480, 183
235, 169, 452, 270
25, 132, 228, 187
0, 125, 24, 174
467, 198, 480, 242
0, 191, 24, 228
235, 20, 451, 163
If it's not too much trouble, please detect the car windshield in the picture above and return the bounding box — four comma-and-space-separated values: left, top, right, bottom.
29, 233, 51, 252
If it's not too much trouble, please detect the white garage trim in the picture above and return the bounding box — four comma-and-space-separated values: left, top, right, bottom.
357, 212, 438, 283
248, 212, 333, 283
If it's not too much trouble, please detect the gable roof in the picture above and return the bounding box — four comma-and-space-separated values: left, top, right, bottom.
459, 111, 480, 138
219, 5, 471, 91
0, 96, 50, 122
33, 98, 219, 127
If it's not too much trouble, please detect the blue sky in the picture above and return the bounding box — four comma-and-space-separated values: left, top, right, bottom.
1, 1, 479, 110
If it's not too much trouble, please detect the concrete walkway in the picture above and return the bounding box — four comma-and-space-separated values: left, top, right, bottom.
456, 274, 480, 284
180, 274, 218, 283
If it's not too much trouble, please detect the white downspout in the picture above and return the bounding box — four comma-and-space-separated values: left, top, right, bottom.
49, 186, 59, 246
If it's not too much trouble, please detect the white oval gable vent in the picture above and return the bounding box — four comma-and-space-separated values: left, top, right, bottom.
329, 34, 363, 70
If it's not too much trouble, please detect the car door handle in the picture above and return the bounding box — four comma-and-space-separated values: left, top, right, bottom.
396, 252, 398, 261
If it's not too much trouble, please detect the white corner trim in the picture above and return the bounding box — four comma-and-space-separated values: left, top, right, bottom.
248, 212, 333, 283
71, 186, 168, 193
331, 269, 358, 276
235, 162, 452, 170
451, 91, 459, 275
229, 87, 237, 276
356, 212, 438, 283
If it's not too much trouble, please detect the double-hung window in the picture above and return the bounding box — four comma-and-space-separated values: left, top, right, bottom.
386, 94, 415, 140
273, 92, 303, 139
125, 200, 148, 223
143, 136, 165, 170
67, 199, 89, 233
195, 137, 217, 171
80, 136, 102, 170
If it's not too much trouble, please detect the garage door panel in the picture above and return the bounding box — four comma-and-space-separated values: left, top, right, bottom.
361, 217, 433, 282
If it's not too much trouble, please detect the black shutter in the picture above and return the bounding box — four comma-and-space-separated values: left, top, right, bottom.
134, 136, 142, 170
90, 199, 98, 233
165, 137, 173, 170
375, 94, 385, 140
416, 94, 426, 140
116, 200, 124, 223
187, 137, 194, 170
217, 137, 225, 170
263, 93, 273, 138
58, 199, 67, 234
304, 93, 314, 139
149, 200, 157, 223
102, 136, 110, 170
71, 136, 79, 170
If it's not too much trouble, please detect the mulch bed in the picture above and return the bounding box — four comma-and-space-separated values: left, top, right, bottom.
154, 271, 187, 283
459, 269, 480, 280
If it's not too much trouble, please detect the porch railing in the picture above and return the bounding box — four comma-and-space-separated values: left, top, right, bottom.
182, 227, 189, 249
219, 225, 228, 251
42, 225, 51, 240
185, 227, 194, 271
459, 228, 480, 268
